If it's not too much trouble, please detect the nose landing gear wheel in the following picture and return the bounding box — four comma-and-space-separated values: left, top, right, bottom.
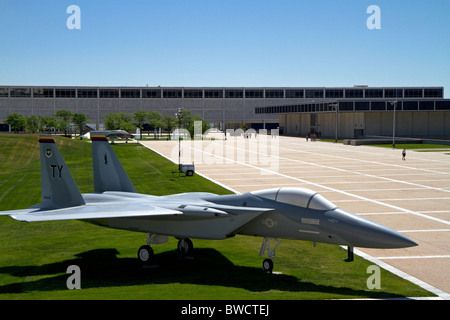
138, 245, 154, 264
259, 238, 281, 274
263, 258, 274, 274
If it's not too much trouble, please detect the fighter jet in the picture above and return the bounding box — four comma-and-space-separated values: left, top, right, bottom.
0, 133, 417, 273
83, 130, 134, 141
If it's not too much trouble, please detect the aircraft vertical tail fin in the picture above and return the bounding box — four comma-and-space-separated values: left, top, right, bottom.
91, 133, 136, 193
38, 136, 85, 209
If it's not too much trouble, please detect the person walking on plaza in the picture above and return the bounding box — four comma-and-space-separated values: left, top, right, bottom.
402, 148, 406, 161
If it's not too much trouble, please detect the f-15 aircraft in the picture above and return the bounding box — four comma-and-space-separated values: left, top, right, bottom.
0, 133, 417, 273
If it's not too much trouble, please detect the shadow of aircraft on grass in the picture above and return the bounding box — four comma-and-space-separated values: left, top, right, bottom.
0, 248, 404, 299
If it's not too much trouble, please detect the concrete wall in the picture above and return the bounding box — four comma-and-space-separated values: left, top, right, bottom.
367, 111, 450, 137
282, 112, 366, 138
280, 113, 310, 136
339, 113, 364, 138
283, 111, 450, 138
428, 111, 450, 136
317, 113, 335, 137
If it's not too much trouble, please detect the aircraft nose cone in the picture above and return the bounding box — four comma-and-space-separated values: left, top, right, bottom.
364, 224, 418, 249
325, 209, 418, 249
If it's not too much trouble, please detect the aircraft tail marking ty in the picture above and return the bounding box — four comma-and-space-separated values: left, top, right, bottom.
39, 135, 85, 209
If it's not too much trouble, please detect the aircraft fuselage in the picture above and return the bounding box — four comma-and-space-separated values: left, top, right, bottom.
82, 190, 416, 249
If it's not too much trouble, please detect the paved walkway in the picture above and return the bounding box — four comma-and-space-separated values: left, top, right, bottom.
141, 136, 450, 299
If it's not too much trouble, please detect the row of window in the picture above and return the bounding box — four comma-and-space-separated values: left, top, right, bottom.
255, 100, 450, 114
256, 103, 338, 114
0, 87, 443, 99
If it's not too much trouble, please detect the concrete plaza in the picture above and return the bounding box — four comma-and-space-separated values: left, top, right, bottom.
141, 136, 450, 298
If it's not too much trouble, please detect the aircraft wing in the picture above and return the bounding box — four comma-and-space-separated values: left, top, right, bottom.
2, 203, 181, 223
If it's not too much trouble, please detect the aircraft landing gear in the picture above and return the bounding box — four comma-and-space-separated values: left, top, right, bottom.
137, 235, 194, 265
259, 237, 282, 274
138, 245, 154, 264
177, 238, 194, 256
262, 258, 274, 273
138, 233, 168, 265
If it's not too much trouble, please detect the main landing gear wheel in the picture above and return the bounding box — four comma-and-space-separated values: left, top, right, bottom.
263, 259, 274, 274
177, 238, 194, 256
138, 245, 154, 264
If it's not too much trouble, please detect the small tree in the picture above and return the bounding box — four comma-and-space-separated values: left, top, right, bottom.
55, 109, 73, 136
5, 113, 26, 134
105, 113, 134, 131
117, 112, 133, 127
105, 113, 121, 130
25, 115, 39, 133
134, 111, 148, 140
120, 121, 136, 143
178, 109, 194, 129
72, 113, 88, 139
148, 111, 163, 139
120, 120, 137, 133
39, 116, 56, 133
162, 114, 177, 134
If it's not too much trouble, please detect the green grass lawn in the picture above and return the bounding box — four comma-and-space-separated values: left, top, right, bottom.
0, 134, 435, 299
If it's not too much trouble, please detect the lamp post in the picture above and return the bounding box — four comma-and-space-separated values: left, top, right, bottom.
175, 107, 184, 171
389, 101, 397, 148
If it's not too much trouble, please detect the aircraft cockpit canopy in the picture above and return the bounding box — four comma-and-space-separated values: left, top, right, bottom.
251, 187, 337, 211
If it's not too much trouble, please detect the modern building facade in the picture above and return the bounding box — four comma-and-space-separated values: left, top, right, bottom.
1, 85, 449, 138
0, 86, 281, 130
256, 86, 450, 139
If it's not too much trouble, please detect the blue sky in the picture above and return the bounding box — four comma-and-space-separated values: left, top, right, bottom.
1, 0, 449, 96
